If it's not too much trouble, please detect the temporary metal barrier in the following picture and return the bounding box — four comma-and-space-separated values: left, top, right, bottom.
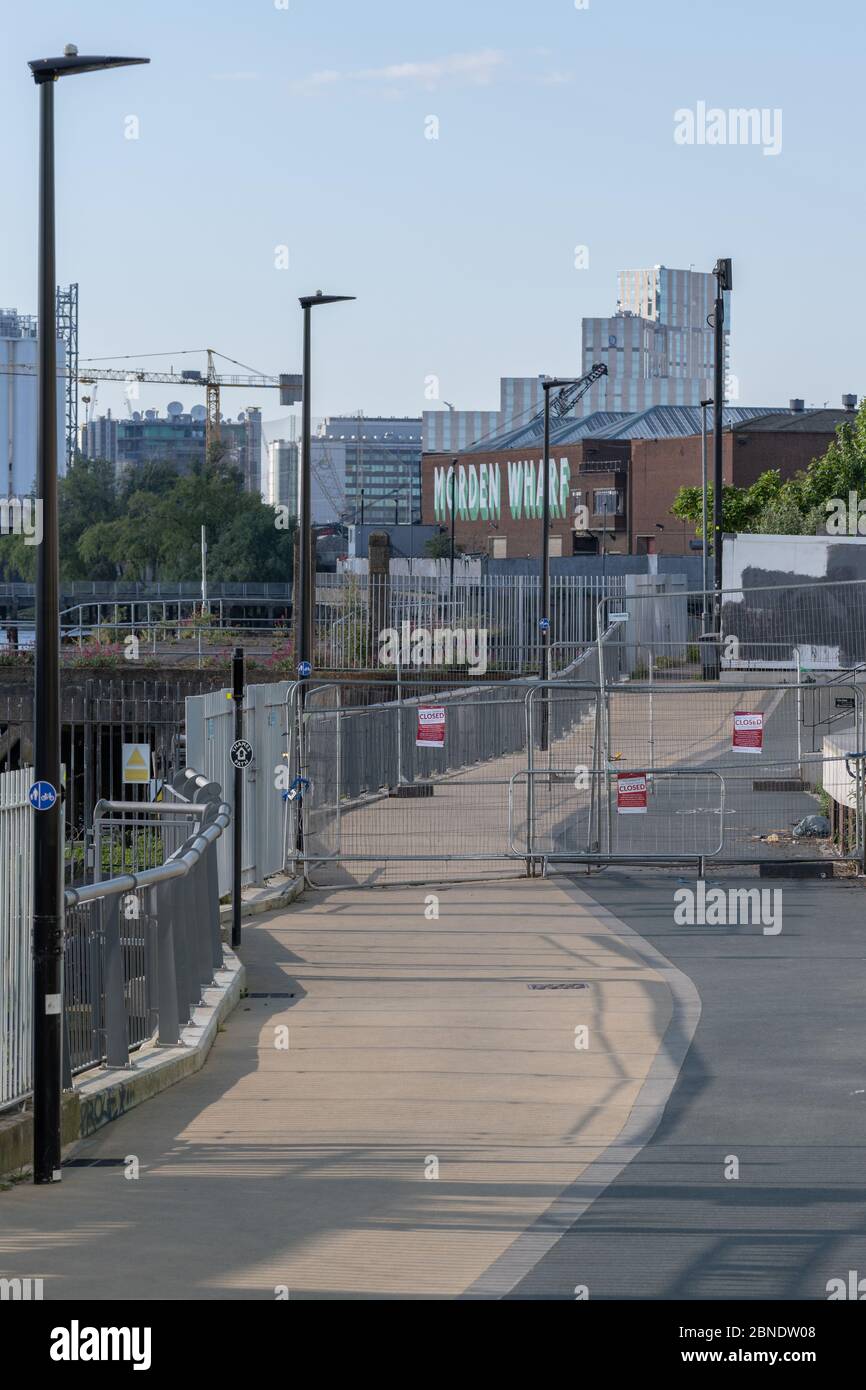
285, 674, 865, 885
185, 681, 291, 894
0, 767, 230, 1112
525, 680, 865, 867
510, 768, 726, 861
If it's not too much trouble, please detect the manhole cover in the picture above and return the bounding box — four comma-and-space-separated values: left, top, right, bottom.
527, 982, 589, 991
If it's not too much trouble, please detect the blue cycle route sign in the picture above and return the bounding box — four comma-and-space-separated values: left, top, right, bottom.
29, 780, 58, 812
298, 661, 312, 679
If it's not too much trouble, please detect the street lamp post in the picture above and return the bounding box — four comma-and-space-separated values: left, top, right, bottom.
700, 397, 712, 632
297, 293, 354, 677
538, 378, 582, 751
28, 45, 149, 1186
539, 378, 584, 687
711, 259, 732, 638
448, 460, 457, 618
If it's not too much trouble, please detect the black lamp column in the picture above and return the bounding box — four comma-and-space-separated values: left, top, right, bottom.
28, 44, 149, 1186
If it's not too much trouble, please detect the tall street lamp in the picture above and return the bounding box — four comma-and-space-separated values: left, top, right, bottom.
27, 45, 149, 1185
711, 258, 732, 639
700, 396, 712, 633
539, 378, 583, 683
297, 293, 354, 676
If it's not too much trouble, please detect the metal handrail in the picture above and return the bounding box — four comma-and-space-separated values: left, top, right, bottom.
66, 798, 231, 909
69, 767, 230, 905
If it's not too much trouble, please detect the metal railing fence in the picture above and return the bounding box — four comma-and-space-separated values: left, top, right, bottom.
0, 767, 231, 1112
0, 768, 34, 1110
286, 671, 864, 885
313, 571, 625, 673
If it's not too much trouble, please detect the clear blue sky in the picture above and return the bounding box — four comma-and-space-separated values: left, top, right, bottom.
2, 0, 862, 428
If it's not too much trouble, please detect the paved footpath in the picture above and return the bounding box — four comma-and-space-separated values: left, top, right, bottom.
0, 880, 678, 1300
507, 869, 866, 1300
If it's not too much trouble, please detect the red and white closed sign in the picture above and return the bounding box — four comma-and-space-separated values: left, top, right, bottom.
617, 772, 648, 814
732, 711, 764, 753
416, 705, 446, 748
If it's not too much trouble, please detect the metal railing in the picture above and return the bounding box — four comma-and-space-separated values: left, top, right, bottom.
0, 769, 34, 1110
284, 670, 865, 885
0, 767, 231, 1111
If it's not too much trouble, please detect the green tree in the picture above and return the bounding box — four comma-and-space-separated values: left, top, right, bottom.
425, 531, 464, 559
671, 403, 866, 538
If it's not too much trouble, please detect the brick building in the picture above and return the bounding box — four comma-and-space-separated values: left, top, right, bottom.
421, 401, 857, 558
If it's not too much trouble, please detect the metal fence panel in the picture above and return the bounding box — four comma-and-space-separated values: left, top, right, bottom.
186, 681, 291, 893
0, 768, 34, 1109
292, 673, 864, 883
2, 767, 231, 1112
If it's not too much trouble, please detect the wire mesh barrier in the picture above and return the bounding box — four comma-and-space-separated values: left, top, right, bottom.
510, 769, 726, 861
286, 672, 864, 886
297, 680, 535, 885
525, 682, 863, 864
0, 767, 231, 1112
185, 680, 293, 894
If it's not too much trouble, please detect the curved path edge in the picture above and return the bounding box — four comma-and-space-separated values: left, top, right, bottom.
462, 873, 702, 1299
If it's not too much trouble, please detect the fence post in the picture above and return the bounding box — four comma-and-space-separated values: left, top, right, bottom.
203, 827, 223, 973
153, 879, 180, 1046
231, 646, 244, 951
103, 896, 130, 1068
172, 872, 194, 1027
193, 851, 215, 992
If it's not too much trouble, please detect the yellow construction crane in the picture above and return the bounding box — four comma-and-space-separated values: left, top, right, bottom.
3, 348, 302, 457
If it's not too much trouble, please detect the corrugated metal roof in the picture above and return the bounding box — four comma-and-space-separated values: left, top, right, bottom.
467, 410, 630, 452
731, 408, 855, 433
571, 405, 792, 440
462, 402, 852, 453
469, 403, 793, 450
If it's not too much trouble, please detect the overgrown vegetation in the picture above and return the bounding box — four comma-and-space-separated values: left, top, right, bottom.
671, 401, 866, 537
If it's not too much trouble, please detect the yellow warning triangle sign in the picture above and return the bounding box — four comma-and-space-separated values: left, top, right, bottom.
123, 745, 150, 783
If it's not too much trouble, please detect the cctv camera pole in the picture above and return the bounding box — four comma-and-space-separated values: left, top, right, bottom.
231, 646, 244, 951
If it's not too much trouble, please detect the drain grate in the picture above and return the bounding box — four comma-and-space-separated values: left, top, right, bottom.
528, 982, 589, 991
247, 992, 295, 999
753, 779, 806, 792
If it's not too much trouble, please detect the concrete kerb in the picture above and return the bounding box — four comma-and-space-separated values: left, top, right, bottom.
0, 949, 245, 1182
219, 874, 305, 938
